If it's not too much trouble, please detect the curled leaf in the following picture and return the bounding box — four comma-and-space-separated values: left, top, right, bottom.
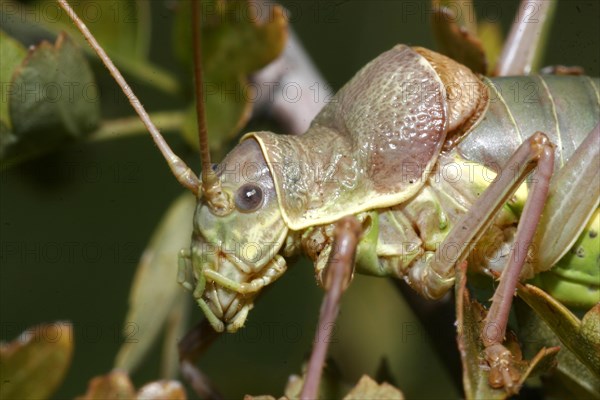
27, 0, 179, 94
0, 30, 26, 132
35, 0, 151, 62
173, 0, 288, 157
0, 322, 73, 400
581, 304, 600, 355
517, 283, 600, 376
431, 0, 487, 74
515, 300, 600, 398
3, 32, 99, 166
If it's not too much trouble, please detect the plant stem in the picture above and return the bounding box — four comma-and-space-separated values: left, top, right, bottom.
88, 111, 185, 142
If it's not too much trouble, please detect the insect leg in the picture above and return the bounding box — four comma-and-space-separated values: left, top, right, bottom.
202, 255, 287, 294
480, 136, 554, 393
178, 320, 223, 400
177, 249, 194, 292
481, 133, 554, 347
409, 132, 554, 299
300, 217, 362, 400
409, 132, 554, 392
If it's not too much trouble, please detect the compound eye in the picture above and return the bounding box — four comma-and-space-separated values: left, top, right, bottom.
234, 184, 263, 213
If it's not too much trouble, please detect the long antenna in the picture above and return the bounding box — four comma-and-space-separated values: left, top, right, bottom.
191, 0, 231, 214
191, 0, 211, 177
58, 0, 200, 195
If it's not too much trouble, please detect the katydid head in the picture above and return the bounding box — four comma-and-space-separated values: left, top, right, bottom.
58, 0, 288, 331
57, 0, 291, 333
180, 0, 290, 332
191, 138, 289, 332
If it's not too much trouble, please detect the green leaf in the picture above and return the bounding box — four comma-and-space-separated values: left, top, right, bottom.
515, 300, 600, 398
0, 322, 73, 400
517, 283, 600, 377
430, 0, 487, 74
182, 79, 253, 160
173, 0, 287, 77
35, 0, 150, 61
0, 29, 27, 131
173, 0, 287, 155
10, 32, 99, 136
0, 122, 18, 158
21, 0, 178, 94
2, 32, 99, 167
581, 304, 600, 354
114, 193, 196, 375
477, 21, 504, 75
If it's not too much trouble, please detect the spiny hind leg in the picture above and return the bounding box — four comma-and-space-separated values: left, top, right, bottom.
481, 133, 554, 393
409, 132, 554, 392
483, 125, 596, 391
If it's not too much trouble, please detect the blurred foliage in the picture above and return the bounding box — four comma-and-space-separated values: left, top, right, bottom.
0, 29, 27, 131
516, 300, 600, 398
516, 283, 600, 376
0, 322, 73, 399
1, 31, 99, 166
0, 0, 286, 167
430, 0, 489, 74
172, 0, 287, 157
76, 370, 187, 400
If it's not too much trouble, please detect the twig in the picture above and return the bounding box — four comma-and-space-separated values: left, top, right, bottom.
252, 29, 331, 135
88, 111, 185, 142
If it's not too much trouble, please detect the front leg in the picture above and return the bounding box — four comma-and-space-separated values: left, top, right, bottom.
301, 216, 362, 400
177, 249, 195, 291
202, 255, 287, 294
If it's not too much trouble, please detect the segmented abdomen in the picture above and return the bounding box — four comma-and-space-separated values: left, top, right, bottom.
458, 75, 600, 170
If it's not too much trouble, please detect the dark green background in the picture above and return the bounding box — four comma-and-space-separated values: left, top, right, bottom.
1, 1, 599, 398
